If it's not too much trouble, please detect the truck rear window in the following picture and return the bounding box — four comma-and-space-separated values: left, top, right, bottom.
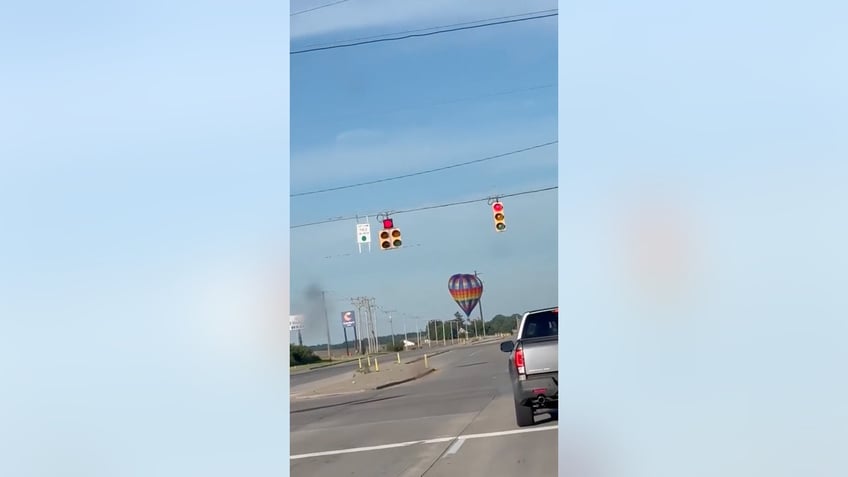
522, 310, 558, 338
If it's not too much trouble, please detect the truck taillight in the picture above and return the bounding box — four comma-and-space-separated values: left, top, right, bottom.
514, 347, 525, 375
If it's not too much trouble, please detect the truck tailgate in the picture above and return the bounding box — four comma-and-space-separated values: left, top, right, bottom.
520, 336, 558, 375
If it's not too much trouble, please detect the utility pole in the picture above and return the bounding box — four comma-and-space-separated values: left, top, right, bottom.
360, 298, 367, 353
322, 291, 332, 361
362, 297, 372, 354
365, 298, 373, 353
383, 309, 397, 348
475, 271, 487, 338
351, 296, 371, 354
368, 297, 378, 352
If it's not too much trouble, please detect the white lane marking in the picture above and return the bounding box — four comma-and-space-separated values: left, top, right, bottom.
458, 426, 557, 440
290, 425, 557, 460
444, 438, 466, 457
290, 437, 454, 460
468, 350, 479, 357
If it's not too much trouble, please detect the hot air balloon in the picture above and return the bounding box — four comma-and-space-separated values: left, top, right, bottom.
448, 273, 483, 317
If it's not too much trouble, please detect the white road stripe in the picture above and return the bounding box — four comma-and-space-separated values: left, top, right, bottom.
291, 437, 454, 460
444, 438, 466, 457
458, 426, 558, 440
290, 425, 557, 460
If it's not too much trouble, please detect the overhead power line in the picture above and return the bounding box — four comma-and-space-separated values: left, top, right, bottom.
290, 185, 557, 229
291, 10, 558, 55
294, 9, 557, 49
291, 0, 351, 16
291, 140, 557, 198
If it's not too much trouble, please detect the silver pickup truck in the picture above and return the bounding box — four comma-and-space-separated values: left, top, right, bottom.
500, 307, 558, 427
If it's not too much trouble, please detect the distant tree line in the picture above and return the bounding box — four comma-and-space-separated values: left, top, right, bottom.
423, 313, 522, 341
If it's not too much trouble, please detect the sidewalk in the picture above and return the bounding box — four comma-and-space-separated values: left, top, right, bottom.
290, 358, 434, 399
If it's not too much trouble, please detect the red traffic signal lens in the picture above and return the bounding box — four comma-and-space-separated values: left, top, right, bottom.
382, 219, 394, 228
493, 203, 503, 212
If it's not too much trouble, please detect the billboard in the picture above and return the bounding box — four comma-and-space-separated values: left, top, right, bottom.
341, 310, 356, 328
289, 314, 305, 331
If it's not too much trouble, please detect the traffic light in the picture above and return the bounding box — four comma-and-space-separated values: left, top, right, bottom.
492, 202, 506, 232
379, 218, 402, 250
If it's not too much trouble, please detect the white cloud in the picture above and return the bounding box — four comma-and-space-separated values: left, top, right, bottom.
291, 0, 557, 40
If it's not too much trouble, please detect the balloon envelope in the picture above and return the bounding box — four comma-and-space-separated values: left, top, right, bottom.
448, 274, 483, 317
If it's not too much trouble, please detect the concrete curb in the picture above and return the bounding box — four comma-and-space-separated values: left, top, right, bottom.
374, 368, 437, 390
405, 350, 451, 364
290, 389, 366, 400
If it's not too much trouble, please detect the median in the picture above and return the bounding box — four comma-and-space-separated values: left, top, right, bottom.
305, 355, 436, 396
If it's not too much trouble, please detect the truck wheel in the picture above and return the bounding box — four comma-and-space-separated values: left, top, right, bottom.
514, 399, 534, 427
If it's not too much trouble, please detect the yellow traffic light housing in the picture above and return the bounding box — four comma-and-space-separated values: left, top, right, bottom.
379, 217, 402, 249
492, 202, 506, 232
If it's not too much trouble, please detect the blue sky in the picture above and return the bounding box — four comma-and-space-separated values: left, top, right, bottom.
290, 0, 558, 346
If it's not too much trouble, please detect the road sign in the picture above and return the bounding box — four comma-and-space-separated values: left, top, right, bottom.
356, 223, 371, 243
341, 310, 356, 328
289, 314, 305, 331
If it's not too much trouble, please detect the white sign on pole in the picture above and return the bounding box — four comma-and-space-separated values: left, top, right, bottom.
289, 314, 305, 331
356, 223, 371, 243
356, 220, 372, 254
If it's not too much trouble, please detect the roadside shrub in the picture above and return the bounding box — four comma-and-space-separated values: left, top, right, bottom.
290, 345, 321, 366
387, 343, 405, 352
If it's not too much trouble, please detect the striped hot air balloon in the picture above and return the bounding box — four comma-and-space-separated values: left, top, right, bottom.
448, 273, 483, 317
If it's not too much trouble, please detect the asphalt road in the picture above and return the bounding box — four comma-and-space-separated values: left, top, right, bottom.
290, 339, 502, 387
290, 341, 557, 476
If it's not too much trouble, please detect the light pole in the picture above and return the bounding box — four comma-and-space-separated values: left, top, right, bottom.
321, 291, 332, 361
389, 313, 395, 348
474, 271, 486, 338
403, 315, 408, 342
383, 309, 397, 348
